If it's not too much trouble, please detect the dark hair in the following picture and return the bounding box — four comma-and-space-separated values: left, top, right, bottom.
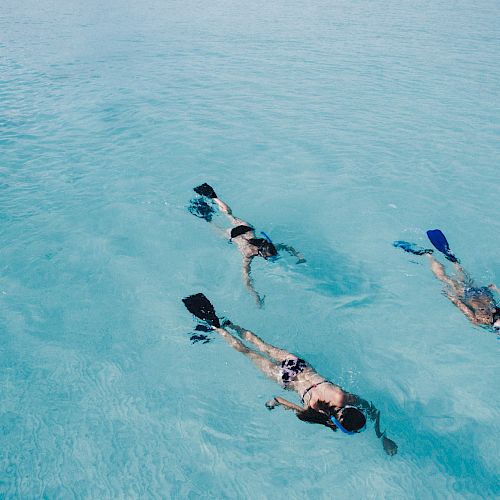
296, 408, 332, 428
297, 405, 366, 433
248, 238, 278, 259
340, 407, 366, 432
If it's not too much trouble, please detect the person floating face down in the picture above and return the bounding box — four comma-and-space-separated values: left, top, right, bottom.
182, 293, 398, 456
394, 233, 500, 331
189, 183, 306, 307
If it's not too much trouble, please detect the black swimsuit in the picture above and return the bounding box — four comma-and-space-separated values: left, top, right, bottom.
230, 225, 254, 239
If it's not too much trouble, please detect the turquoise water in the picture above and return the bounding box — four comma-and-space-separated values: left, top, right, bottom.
1, 0, 499, 496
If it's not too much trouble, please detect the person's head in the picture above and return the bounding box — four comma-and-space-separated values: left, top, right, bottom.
297, 405, 366, 434
248, 238, 278, 260
468, 298, 497, 325
330, 406, 367, 434
259, 240, 278, 259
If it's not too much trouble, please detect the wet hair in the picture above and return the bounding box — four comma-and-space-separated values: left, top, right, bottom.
340, 407, 366, 433
296, 408, 332, 427
248, 238, 278, 259
297, 405, 366, 433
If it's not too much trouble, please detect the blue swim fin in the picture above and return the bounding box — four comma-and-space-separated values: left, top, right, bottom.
393, 240, 433, 256
426, 229, 459, 263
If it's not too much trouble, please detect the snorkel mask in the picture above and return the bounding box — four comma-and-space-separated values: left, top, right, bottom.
258, 232, 278, 260
330, 406, 367, 435
248, 232, 278, 260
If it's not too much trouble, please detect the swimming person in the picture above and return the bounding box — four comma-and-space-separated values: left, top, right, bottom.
394, 229, 500, 331
188, 183, 306, 307
182, 293, 398, 456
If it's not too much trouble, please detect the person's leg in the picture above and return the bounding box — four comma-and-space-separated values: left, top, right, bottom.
452, 261, 474, 287
225, 323, 294, 362
214, 327, 281, 381
213, 198, 252, 227
426, 254, 463, 295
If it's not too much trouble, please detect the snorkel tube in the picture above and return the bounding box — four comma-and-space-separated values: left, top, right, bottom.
330, 415, 356, 435
260, 231, 273, 244
258, 231, 278, 260
330, 406, 367, 435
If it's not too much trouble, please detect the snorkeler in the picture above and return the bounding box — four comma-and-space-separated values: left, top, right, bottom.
182, 293, 398, 456
394, 229, 500, 331
188, 183, 305, 307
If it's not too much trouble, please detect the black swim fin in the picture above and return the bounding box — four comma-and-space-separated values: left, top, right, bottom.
182, 293, 221, 328
194, 183, 217, 198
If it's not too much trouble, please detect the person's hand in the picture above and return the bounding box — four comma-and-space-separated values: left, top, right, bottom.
382, 436, 398, 456
265, 398, 278, 410
296, 258, 306, 265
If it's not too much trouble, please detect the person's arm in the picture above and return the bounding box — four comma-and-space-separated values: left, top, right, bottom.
374, 411, 398, 455
265, 396, 304, 412
488, 283, 500, 295
351, 395, 398, 456
275, 243, 306, 264
242, 256, 264, 307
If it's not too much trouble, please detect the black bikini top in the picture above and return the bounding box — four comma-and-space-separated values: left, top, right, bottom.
230, 225, 254, 239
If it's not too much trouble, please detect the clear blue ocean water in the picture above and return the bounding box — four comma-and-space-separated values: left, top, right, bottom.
1, 0, 499, 497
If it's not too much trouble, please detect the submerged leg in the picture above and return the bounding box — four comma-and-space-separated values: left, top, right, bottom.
426, 254, 463, 295
226, 323, 294, 362
213, 198, 252, 228
214, 327, 280, 381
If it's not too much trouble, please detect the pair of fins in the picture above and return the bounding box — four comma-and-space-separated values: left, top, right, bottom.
394, 229, 459, 263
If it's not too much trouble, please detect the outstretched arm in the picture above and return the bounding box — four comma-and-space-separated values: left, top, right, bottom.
275, 243, 306, 264
242, 256, 264, 307
351, 395, 398, 456
266, 396, 304, 412
488, 283, 500, 295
